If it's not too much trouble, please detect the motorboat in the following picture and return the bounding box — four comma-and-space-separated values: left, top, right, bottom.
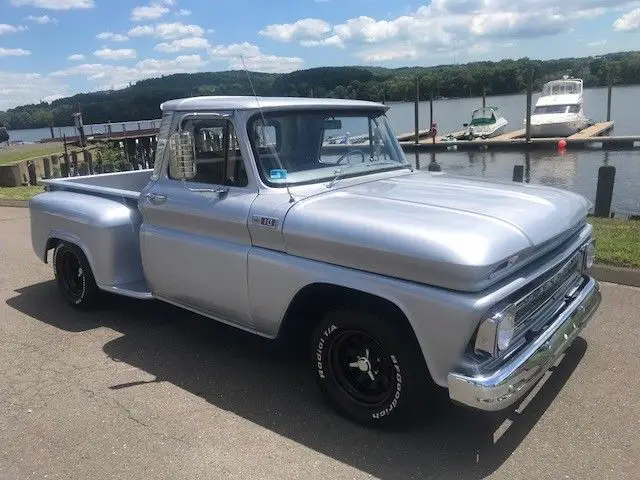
528, 77, 591, 137
463, 106, 508, 139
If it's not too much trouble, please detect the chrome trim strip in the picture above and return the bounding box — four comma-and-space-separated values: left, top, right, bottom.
448, 276, 601, 411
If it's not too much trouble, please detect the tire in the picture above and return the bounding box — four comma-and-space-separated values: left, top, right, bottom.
53, 242, 101, 310
311, 307, 430, 427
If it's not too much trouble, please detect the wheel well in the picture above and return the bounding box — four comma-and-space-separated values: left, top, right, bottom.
278, 283, 416, 346
44, 237, 61, 263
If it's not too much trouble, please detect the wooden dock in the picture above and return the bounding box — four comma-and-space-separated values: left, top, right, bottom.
402, 121, 626, 151
492, 129, 525, 141
568, 121, 615, 139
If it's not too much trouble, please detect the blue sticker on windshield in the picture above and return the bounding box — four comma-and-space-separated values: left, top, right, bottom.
270, 169, 288, 180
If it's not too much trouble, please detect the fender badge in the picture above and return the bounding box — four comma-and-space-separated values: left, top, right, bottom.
252, 215, 278, 228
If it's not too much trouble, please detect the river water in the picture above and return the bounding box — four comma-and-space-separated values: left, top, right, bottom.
5, 85, 640, 216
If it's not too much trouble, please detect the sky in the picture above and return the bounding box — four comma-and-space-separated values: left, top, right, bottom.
1, 0, 640, 110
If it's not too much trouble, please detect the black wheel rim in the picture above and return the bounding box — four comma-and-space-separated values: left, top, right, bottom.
328, 330, 396, 406
60, 251, 84, 299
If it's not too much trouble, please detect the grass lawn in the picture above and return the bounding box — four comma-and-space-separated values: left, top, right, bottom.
0, 186, 45, 201
590, 217, 640, 269
0, 143, 73, 166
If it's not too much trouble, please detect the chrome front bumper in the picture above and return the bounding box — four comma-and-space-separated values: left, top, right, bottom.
448, 276, 601, 411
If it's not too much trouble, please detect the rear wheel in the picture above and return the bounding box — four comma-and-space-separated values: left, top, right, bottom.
311, 307, 430, 426
53, 242, 100, 310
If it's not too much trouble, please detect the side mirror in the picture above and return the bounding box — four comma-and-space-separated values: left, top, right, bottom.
463, 123, 469, 127
168, 131, 196, 180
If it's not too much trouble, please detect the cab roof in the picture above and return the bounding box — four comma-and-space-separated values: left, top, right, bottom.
160, 95, 388, 112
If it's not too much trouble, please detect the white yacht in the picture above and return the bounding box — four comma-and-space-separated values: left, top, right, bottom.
463, 106, 508, 139
528, 77, 590, 137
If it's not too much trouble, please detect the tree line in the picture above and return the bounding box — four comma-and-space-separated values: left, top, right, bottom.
2, 51, 640, 131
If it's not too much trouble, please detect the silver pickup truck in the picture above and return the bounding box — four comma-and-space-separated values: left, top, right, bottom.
30, 96, 601, 426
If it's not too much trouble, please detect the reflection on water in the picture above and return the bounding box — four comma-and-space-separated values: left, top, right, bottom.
411, 149, 640, 217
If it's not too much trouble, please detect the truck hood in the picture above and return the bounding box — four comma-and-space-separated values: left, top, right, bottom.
282, 171, 590, 292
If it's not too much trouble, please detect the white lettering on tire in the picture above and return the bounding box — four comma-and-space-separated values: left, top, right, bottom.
372, 354, 402, 420
316, 324, 337, 379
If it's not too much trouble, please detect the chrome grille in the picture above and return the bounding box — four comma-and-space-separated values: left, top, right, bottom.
514, 251, 583, 329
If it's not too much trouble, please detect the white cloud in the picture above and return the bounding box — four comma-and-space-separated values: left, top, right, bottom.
42, 93, 64, 102
96, 32, 128, 42
68, 53, 85, 61
587, 39, 608, 46
259, 18, 330, 42
25, 15, 57, 24
614, 8, 640, 30
0, 48, 31, 56
209, 42, 303, 73
0, 24, 28, 35
129, 22, 204, 39
136, 54, 205, 72
131, 3, 169, 21
176, 9, 191, 16
301, 35, 344, 48
49, 54, 207, 90
356, 44, 417, 62
155, 37, 209, 52
262, 1, 640, 62
94, 48, 137, 60
0, 72, 68, 110
10, 0, 94, 9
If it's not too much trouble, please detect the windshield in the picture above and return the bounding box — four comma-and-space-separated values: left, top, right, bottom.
543, 81, 582, 96
248, 110, 409, 186
470, 108, 496, 125
534, 104, 581, 114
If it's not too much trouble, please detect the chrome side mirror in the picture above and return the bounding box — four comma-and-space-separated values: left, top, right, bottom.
168, 131, 196, 180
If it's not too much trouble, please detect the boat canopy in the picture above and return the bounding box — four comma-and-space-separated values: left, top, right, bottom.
470, 107, 498, 126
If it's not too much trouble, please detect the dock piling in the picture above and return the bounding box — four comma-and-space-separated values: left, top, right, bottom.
430, 93, 435, 144
607, 72, 613, 122
414, 77, 420, 145
525, 70, 533, 144
482, 86, 486, 108
594, 165, 616, 217
512, 165, 524, 182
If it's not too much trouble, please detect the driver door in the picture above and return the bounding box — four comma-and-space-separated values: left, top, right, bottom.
139, 113, 257, 327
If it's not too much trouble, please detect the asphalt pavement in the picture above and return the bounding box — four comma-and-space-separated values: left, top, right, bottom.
0, 206, 638, 480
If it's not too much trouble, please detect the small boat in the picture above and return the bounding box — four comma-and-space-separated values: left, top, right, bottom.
527, 77, 590, 137
463, 106, 508, 139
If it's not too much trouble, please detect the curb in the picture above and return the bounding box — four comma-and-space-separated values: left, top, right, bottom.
0, 199, 29, 208
591, 264, 640, 288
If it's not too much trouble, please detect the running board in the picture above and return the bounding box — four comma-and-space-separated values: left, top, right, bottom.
99, 280, 153, 300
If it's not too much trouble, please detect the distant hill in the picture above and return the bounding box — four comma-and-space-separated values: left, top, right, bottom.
2, 51, 640, 130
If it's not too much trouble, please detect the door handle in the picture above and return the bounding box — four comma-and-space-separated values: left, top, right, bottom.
145, 193, 167, 205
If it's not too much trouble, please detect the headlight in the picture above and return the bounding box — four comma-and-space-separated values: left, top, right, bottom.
583, 240, 595, 270
475, 304, 517, 357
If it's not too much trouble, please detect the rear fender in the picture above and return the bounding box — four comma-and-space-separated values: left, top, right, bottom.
29, 191, 145, 288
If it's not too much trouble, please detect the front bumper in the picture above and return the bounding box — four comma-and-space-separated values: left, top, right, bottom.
448, 276, 601, 411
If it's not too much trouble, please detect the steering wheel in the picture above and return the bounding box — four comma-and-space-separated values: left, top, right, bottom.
336, 149, 366, 165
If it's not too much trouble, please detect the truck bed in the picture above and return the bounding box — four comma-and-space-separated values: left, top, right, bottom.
41, 170, 153, 200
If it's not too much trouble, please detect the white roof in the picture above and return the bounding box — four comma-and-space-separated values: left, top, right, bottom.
160, 95, 387, 112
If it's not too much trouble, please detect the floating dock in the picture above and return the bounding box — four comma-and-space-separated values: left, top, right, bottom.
400, 121, 632, 151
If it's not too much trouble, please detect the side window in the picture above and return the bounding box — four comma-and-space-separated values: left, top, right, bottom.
171, 117, 248, 187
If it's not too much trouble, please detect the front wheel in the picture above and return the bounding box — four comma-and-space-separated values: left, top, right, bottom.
53, 242, 101, 310
311, 307, 430, 426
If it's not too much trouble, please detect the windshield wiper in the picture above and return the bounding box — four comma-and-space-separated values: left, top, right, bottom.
326, 164, 358, 188
326, 161, 412, 188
